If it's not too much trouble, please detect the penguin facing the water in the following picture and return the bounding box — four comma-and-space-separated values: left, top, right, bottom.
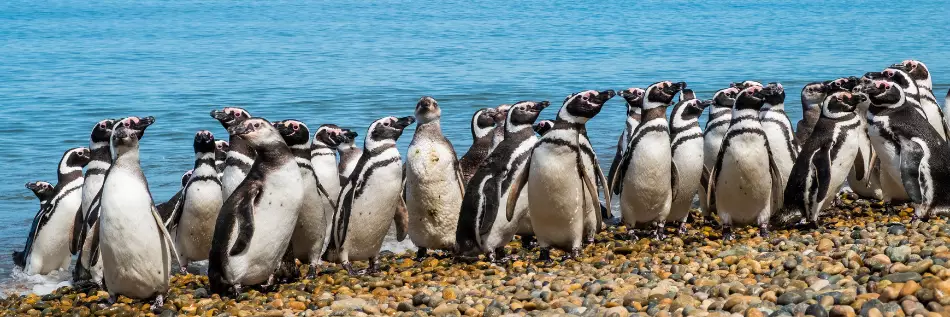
209, 117, 304, 294
26, 181, 55, 204
325, 116, 415, 274
459, 108, 497, 184
455, 101, 549, 262
509, 90, 614, 261
166, 130, 224, 271
707, 86, 782, 239
773, 90, 867, 228
758, 83, 798, 217
668, 98, 712, 233
98, 116, 179, 307
699, 87, 740, 220
608, 88, 644, 198
211, 107, 255, 200
275, 120, 336, 278
614, 82, 685, 239
405, 97, 465, 259
15, 147, 90, 275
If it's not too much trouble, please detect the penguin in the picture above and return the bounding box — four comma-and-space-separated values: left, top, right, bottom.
846, 82, 883, 200
455, 101, 549, 262
508, 90, 614, 261
97, 116, 179, 307
335, 128, 361, 183
275, 120, 336, 278
707, 86, 783, 239
25, 181, 55, 205
14, 147, 90, 275
458, 108, 497, 184
862, 71, 916, 203
405, 97, 465, 259
324, 116, 414, 273
155, 170, 190, 224
208, 117, 305, 294
773, 90, 867, 227
532, 120, 555, 136
165, 130, 224, 271
489, 104, 512, 153
668, 98, 712, 233
863, 80, 950, 220
880, 67, 947, 141
310, 124, 346, 206
613, 82, 685, 239
699, 87, 740, 220
891, 60, 950, 140
215, 140, 229, 178
607, 88, 644, 198
72, 119, 115, 259
758, 83, 798, 216
211, 107, 255, 200
796, 82, 827, 143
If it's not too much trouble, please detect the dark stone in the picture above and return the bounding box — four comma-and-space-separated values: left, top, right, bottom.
159, 310, 177, 317
777, 290, 806, 305
412, 293, 430, 306
882, 272, 922, 283
887, 224, 907, 235
805, 304, 828, 317
193, 288, 209, 299
397, 302, 413, 312
860, 299, 885, 317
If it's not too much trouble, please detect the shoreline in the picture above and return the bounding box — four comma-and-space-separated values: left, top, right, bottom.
3, 197, 949, 317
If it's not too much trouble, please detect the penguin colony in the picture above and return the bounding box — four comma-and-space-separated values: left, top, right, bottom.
12, 59, 950, 305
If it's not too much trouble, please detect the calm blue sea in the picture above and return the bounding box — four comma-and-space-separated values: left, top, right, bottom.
1, 0, 949, 292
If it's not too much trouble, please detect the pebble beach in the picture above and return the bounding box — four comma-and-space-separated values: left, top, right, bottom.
2, 194, 948, 317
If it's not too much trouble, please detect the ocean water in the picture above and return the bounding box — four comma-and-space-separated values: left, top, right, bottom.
2, 0, 950, 294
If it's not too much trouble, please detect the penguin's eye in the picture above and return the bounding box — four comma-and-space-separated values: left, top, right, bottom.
292, 124, 299, 131
581, 95, 589, 101
234, 112, 242, 117
254, 123, 260, 128
383, 122, 390, 127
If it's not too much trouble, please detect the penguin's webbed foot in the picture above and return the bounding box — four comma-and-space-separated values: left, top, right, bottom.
366, 258, 379, 274
537, 248, 552, 265
415, 248, 428, 261
568, 248, 582, 260
305, 264, 318, 280
150, 295, 166, 314
758, 224, 770, 238
678, 222, 688, 236
721, 226, 735, 241
626, 229, 639, 241
521, 235, 537, 249
489, 248, 510, 264
342, 262, 357, 275
652, 223, 666, 240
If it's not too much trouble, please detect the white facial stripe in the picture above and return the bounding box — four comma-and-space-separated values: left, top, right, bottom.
59, 149, 84, 173
90, 141, 110, 151
290, 144, 311, 150
227, 151, 254, 165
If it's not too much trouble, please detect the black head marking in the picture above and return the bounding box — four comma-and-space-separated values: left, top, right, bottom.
679, 89, 696, 102
713, 87, 740, 108
227, 117, 285, 148
210, 107, 251, 129
91, 119, 117, 143
474, 108, 496, 130
644, 81, 685, 108
619, 88, 645, 116
112, 116, 155, 145
369, 116, 415, 143
760, 82, 786, 105
272, 120, 311, 146
508, 101, 549, 127
823, 77, 858, 94
314, 124, 346, 148
734, 86, 766, 110
25, 181, 54, 201
823, 91, 859, 117
863, 80, 903, 108
801, 82, 827, 107
67, 147, 92, 167
415, 96, 442, 123
533, 120, 555, 136
881, 68, 914, 91
562, 90, 615, 119
193, 130, 216, 153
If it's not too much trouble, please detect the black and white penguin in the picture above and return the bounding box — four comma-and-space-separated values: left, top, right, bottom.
845, 82, 883, 200
532, 120, 555, 136
455, 101, 548, 262
668, 98, 712, 233
880, 67, 947, 141
405, 97, 465, 259
773, 90, 867, 227
211, 107, 255, 200
458, 108, 497, 184
614, 81, 685, 239
325, 116, 415, 274
311, 124, 345, 202
489, 104, 512, 153
509, 90, 614, 261
97, 116, 178, 307
758, 83, 798, 216
607, 88, 644, 197
795, 82, 827, 143
862, 71, 916, 203
864, 80, 950, 220
14, 147, 90, 275
891, 60, 950, 140
72, 119, 115, 257
215, 140, 229, 178
335, 128, 361, 183
275, 120, 336, 278
166, 130, 224, 271
707, 86, 782, 239
208, 117, 304, 294
699, 87, 740, 218
25, 181, 55, 205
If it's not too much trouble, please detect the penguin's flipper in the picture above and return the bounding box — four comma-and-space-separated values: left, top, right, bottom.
705, 164, 717, 211
810, 145, 833, 214
577, 161, 601, 231
394, 200, 408, 242
898, 138, 926, 204
853, 146, 868, 183
506, 158, 531, 221
455, 159, 466, 197
70, 207, 86, 255
767, 143, 787, 213
89, 220, 101, 266
606, 137, 624, 196
229, 182, 261, 257
150, 205, 181, 281
670, 160, 680, 203
594, 161, 612, 224
611, 147, 633, 196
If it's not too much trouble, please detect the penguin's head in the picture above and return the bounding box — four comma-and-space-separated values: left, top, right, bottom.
891, 60, 930, 82
821, 91, 859, 119
272, 120, 312, 147
712, 87, 740, 109
619, 88, 645, 117
864, 80, 904, 109
492, 104, 511, 125
800, 82, 827, 108
337, 128, 359, 149
313, 124, 346, 148
111, 116, 154, 150
734, 86, 766, 110
760, 82, 786, 106
90, 118, 118, 144
228, 117, 286, 148
472, 108, 496, 139
852, 91, 871, 113
193, 130, 216, 154
644, 81, 685, 109
25, 181, 54, 201
61, 147, 91, 174
678, 89, 697, 103
880, 68, 915, 92
731, 81, 763, 91
415, 96, 442, 123
824, 76, 858, 94
210, 107, 251, 128
367, 116, 415, 148
559, 90, 614, 123
181, 169, 193, 189
533, 120, 555, 136
507, 100, 550, 131
674, 99, 713, 121
215, 140, 230, 156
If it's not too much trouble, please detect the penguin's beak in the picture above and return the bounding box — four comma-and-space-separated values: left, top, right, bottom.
344, 129, 358, 140
531, 101, 551, 112
211, 110, 230, 122
394, 116, 416, 129
592, 90, 616, 104
195, 130, 214, 143
416, 96, 438, 112
697, 99, 714, 109
665, 82, 685, 95
889, 63, 908, 72
134, 116, 155, 129
227, 122, 254, 136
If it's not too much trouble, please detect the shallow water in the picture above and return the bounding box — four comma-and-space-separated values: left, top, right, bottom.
2, 0, 950, 294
